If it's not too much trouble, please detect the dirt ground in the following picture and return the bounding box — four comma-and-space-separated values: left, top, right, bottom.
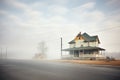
52, 60, 120, 66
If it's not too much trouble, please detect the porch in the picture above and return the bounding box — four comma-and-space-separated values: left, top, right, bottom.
62, 46, 105, 60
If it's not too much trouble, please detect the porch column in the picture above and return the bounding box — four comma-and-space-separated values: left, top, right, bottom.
73, 50, 74, 57
97, 49, 99, 57
102, 50, 105, 56
101, 50, 102, 55
83, 49, 84, 59
83, 49, 84, 54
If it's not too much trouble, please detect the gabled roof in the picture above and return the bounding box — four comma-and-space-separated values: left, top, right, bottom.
68, 32, 100, 44
68, 40, 75, 44
82, 33, 100, 43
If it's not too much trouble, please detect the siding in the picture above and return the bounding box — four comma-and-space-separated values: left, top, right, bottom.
89, 41, 98, 47
70, 40, 99, 48
70, 44, 75, 48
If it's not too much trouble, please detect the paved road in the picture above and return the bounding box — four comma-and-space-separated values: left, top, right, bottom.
0, 59, 120, 80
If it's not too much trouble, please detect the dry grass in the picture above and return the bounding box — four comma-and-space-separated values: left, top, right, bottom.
52, 60, 120, 66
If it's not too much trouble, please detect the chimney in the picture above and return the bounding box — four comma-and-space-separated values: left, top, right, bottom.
77, 32, 81, 37
79, 32, 81, 35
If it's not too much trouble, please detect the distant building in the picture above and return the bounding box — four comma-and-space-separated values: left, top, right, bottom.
62, 32, 105, 60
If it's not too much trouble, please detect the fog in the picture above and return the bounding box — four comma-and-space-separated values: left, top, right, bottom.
0, 0, 120, 59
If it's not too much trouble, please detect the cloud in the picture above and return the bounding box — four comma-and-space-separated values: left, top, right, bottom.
51, 0, 69, 5
48, 16, 68, 24
70, 2, 105, 31
80, 2, 95, 9
106, 0, 120, 6
72, 2, 95, 13
0, 0, 120, 59
48, 5, 69, 15
32, 1, 47, 8
27, 10, 43, 20
106, 0, 120, 10
3, 0, 29, 11
0, 10, 7, 15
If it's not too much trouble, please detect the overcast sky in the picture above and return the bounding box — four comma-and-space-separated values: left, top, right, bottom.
0, 0, 120, 59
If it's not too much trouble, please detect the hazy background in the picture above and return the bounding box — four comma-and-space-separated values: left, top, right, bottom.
0, 0, 120, 59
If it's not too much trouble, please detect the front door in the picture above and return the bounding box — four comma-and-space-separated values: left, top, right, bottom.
74, 50, 79, 57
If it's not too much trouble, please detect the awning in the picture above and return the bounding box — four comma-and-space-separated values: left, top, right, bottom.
62, 46, 105, 51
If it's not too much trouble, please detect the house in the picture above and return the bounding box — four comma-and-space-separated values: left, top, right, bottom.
62, 32, 105, 60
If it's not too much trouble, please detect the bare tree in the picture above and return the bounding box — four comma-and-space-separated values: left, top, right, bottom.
38, 41, 47, 54
35, 41, 47, 59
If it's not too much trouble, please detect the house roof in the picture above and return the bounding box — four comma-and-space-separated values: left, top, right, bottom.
68, 40, 75, 44
62, 46, 105, 51
82, 33, 100, 43
68, 32, 100, 44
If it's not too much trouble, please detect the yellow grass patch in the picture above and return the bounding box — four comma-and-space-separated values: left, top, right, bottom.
52, 60, 120, 66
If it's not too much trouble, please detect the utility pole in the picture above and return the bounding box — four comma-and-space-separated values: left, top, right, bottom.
61, 37, 62, 58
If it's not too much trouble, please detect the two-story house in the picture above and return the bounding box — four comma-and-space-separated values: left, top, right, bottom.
62, 32, 105, 60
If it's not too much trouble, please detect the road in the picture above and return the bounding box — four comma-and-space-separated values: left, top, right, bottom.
0, 59, 120, 80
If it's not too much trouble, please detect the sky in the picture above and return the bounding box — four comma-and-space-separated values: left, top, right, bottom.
0, 0, 120, 59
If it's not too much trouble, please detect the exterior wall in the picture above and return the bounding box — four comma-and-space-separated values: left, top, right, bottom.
83, 42, 88, 47
70, 44, 75, 48
95, 41, 99, 46
75, 40, 83, 47
89, 41, 99, 47
70, 40, 99, 48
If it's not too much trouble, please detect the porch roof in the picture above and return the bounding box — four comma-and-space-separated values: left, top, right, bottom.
62, 46, 105, 51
